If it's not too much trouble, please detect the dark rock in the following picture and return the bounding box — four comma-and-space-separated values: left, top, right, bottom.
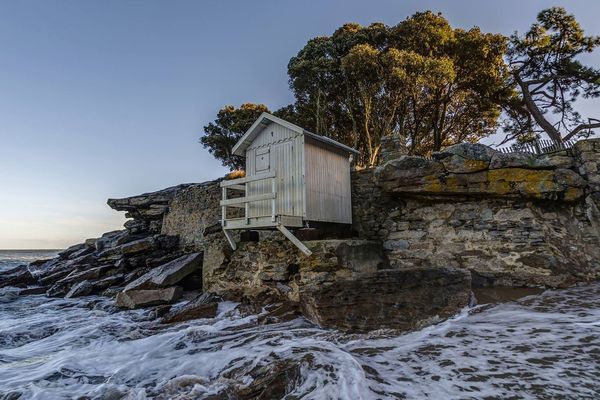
156, 235, 179, 250
55, 265, 111, 286
34, 253, 96, 285
94, 230, 124, 252
150, 304, 172, 319
27, 258, 63, 280
67, 245, 96, 260
489, 152, 551, 170
58, 243, 86, 259
115, 287, 183, 309
434, 142, 498, 163
124, 253, 203, 291
0, 265, 36, 288
107, 184, 194, 230
120, 236, 157, 255
124, 219, 149, 234
160, 292, 220, 324
92, 274, 125, 291
228, 358, 305, 400
299, 267, 472, 332
46, 282, 72, 298
257, 302, 302, 325
377, 156, 446, 187
65, 280, 95, 298
18, 286, 48, 295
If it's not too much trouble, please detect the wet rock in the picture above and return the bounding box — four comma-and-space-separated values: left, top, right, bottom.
257, 302, 303, 325
34, 254, 97, 286
150, 304, 172, 319
92, 274, 125, 291
119, 236, 157, 255
55, 265, 111, 286
160, 292, 220, 324
227, 358, 305, 400
58, 243, 87, 259
18, 286, 48, 295
0, 265, 36, 288
65, 280, 95, 298
115, 287, 183, 309
125, 253, 203, 291
0, 391, 23, 400
95, 230, 129, 252
300, 267, 471, 332
46, 282, 72, 298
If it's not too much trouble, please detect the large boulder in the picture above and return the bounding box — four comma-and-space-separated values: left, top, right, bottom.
160, 292, 220, 324
115, 287, 183, 309
300, 267, 471, 332
119, 236, 157, 255
0, 265, 36, 288
378, 142, 587, 201
379, 164, 586, 201
65, 280, 95, 298
124, 252, 203, 291
377, 156, 446, 188
108, 184, 194, 233
433, 143, 498, 174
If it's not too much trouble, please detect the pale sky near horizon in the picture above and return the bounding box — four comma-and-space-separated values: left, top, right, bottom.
1, 0, 599, 249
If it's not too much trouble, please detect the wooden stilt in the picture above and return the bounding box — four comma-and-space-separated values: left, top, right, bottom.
276, 224, 312, 256
223, 229, 237, 251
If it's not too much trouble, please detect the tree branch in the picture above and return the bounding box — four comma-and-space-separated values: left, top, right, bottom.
563, 122, 600, 141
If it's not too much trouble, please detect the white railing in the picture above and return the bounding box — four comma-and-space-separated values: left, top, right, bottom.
220, 170, 277, 227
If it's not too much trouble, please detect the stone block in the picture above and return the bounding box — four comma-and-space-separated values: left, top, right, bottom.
115, 287, 183, 309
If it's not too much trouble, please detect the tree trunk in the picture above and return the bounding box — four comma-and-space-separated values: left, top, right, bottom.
514, 72, 563, 142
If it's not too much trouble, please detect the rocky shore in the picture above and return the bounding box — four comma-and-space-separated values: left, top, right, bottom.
3, 139, 600, 333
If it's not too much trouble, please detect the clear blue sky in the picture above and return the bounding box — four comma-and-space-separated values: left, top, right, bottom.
1, 0, 599, 249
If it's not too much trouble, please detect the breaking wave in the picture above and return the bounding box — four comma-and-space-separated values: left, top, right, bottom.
1, 252, 599, 399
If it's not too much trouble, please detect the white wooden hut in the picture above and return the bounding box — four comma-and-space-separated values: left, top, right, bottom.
220, 112, 359, 255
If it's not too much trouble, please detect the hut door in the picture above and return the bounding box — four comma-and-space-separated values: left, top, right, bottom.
255, 148, 270, 172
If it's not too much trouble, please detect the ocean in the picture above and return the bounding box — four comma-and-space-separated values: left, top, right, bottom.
1, 250, 599, 399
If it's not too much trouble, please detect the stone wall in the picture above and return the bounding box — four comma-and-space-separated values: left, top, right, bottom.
161, 180, 223, 251
353, 139, 600, 288
158, 139, 600, 296
105, 138, 600, 331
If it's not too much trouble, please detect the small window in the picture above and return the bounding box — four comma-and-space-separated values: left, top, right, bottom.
255, 148, 270, 172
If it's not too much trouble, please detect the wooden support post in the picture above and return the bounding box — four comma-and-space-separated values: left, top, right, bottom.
271, 176, 277, 222
221, 187, 227, 228
223, 229, 237, 251
276, 224, 312, 256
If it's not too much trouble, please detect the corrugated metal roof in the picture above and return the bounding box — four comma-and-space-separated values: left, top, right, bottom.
231, 112, 360, 157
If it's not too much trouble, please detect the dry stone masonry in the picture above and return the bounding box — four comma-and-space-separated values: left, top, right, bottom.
10, 138, 600, 332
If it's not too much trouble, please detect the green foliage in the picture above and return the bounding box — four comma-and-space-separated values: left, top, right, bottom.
200, 103, 297, 170
287, 11, 509, 165
504, 7, 600, 143
200, 103, 270, 170
202, 8, 599, 169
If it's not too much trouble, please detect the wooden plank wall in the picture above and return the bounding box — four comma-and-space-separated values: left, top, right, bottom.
246, 122, 304, 218
304, 140, 352, 224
